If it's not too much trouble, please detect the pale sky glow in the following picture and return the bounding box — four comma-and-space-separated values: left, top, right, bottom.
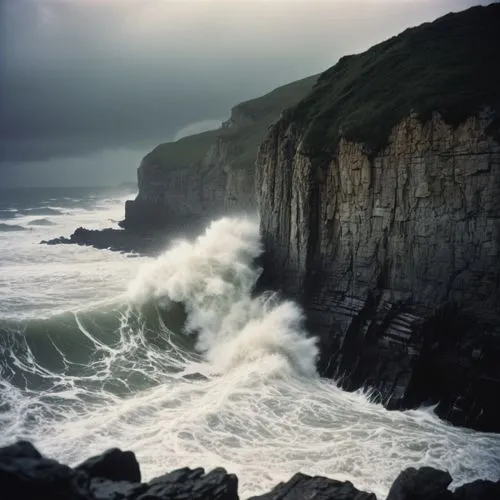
0, 0, 494, 186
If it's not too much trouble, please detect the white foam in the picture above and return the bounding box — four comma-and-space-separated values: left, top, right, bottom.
0, 191, 142, 320
128, 217, 318, 377
1, 215, 499, 499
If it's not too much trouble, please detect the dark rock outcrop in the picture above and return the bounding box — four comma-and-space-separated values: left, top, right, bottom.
75, 448, 141, 483
256, 4, 500, 432
1, 441, 499, 500
41, 226, 193, 256
453, 480, 500, 500
248, 472, 376, 500
0, 441, 239, 500
386, 468, 452, 500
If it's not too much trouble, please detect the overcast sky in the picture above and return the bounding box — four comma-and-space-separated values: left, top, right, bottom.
0, 0, 494, 187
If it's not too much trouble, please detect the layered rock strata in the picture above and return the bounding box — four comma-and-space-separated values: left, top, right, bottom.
257, 110, 500, 431
256, 3, 500, 432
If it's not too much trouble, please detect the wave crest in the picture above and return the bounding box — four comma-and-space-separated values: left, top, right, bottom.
128, 217, 318, 376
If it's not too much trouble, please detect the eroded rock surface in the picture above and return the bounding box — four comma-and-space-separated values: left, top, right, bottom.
255, 3, 500, 432
257, 111, 500, 431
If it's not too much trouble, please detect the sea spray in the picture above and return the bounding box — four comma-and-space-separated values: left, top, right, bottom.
128, 217, 319, 377
1, 211, 499, 498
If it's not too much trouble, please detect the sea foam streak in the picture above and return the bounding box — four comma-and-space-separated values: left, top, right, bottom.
1, 216, 499, 499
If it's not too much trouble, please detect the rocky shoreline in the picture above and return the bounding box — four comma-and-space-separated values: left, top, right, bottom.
2, 441, 498, 500
41, 217, 208, 257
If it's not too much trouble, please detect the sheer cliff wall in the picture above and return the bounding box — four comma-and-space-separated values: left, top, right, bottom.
257, 110, 500, 431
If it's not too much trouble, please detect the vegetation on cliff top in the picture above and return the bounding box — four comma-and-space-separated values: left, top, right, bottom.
143, 75, 317, 170
289, 4, 500, 160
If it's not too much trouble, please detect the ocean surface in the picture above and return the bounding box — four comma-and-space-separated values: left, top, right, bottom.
0, 186, 499, 498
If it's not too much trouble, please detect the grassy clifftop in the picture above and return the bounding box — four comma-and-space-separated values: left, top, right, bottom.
288, 4, 500, 160
143, 75, 317, 170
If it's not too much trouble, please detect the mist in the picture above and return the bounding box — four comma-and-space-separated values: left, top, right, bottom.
0, 0, 493, 187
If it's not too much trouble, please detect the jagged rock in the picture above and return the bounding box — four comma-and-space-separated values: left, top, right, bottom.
1, 441, 499, 500
41, 227, 174, 256
386, 467, 452, 500
76, 448, 141, 483
137, 467, 239, 500
247, 472, 376, 500
256, 4, 500, 432
0, 441, 91, 500
0, 442, 239, 500
452, 479, 500, 499
0, 441, 42, 460
90, 478, 148, 500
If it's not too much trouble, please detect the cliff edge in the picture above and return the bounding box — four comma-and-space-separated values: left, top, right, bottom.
122, 75, 317, 230
256, 4, 500, 431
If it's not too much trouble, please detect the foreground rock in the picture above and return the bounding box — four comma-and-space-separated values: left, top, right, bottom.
1, 441, 499, 500
0, 441, 238, 500
248, 473, 376, 499
256, 4, 500, 432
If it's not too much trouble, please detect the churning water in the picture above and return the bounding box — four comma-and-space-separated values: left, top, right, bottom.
0, 187, 499, 498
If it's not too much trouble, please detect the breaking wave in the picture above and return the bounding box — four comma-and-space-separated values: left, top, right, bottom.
128, 217, 318, 378
1, 216, 499, 498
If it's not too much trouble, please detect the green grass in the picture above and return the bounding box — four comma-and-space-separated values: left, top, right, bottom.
288, 4, 500, 161
143, 129, 220, 168
143, 74, 318, 170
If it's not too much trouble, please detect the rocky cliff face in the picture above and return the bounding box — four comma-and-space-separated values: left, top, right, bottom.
122, 114, 249, 230
257, 110, 500, 431
256, 3, 500, 432
122, 75, 317, 230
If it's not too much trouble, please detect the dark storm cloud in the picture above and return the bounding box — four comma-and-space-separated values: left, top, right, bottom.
0, 0, 493, 185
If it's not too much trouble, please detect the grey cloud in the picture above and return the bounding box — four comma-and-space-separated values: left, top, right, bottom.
0, 0, 493, 185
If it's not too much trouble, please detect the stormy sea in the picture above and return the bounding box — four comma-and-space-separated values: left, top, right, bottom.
0, 187, 499, 498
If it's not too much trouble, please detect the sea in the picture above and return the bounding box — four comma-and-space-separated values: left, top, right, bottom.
0, 186, 499, 498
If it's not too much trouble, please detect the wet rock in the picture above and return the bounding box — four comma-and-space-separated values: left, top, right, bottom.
1, 441, 498, 500
255, 5, 500, 433
42, 236, 72, 245
257, 103, 500, 432
0, 441, 42, 460
386, 467, 452, 500
0, 442, 239, 500
138, 467, 238, 500
0, 442, 91, 500
248, 472, 376, 500
90, 478, 148, 500
76, 448, 141, 483
452, 479, 500, 499
41, 220, 207, 256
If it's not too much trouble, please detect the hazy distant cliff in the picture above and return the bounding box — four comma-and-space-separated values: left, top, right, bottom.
122, 75, 317, 229
257, 4, 500, 431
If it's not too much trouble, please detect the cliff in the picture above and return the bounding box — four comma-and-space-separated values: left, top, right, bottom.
257, 4, 500, 431
121, 75, 317, 230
